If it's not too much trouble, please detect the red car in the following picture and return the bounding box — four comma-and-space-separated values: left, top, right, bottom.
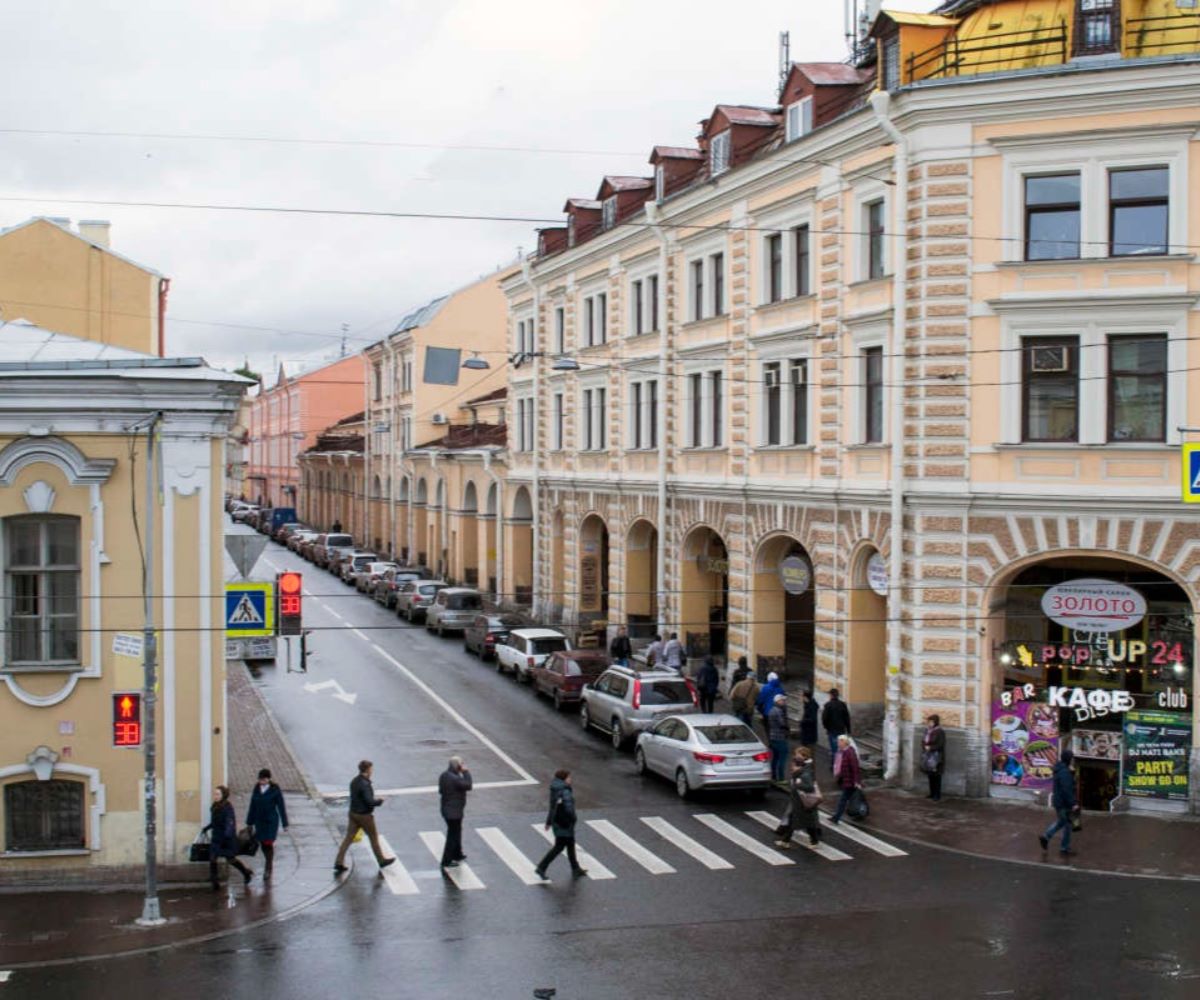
530, 649, 610, 711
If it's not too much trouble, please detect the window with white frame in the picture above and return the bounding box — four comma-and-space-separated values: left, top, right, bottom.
759, 358, 809, 447
711, 253, 725, 315
5, 779, 85, 852
763, 362, 782, 444
628, 378, 659, 450
516, 397, 535, 452
583, 293, 607, 347
401, 357, 413, 393
630, 273, 661, 337
655, 164, 665, 203
552, 391, 565, 450
865, 199, 886, 280
632, 278, 645, 336
862, 346, 885, 444
785, 97, 813, 142
690, 260, 705, 321
602, 195, 618, 232
4, 515, 80, 667
554, 306, 565, 354
794, 224, 811, 297
648, 274, 659, 332
582, 386, 607, 450
686, 368, 725, 448
765, 233, 783, 303
516, 317, 536, 355
710, 130, 731, 176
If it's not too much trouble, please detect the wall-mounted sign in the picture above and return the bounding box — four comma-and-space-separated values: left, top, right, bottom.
579, 554, 601, 613
1072, 729, 1121, 761
779, 555, 811, 595
1047, 685, 1134, 722
697, 555, 729, 575
1033, 638, 1187, 669
991, 699, 1059, 790
1122, 710, 1191, 801
866, 552, 889, 597
1040, 579, 1146, 633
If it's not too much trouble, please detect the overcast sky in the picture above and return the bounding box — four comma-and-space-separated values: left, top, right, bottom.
0, 0, 936, 380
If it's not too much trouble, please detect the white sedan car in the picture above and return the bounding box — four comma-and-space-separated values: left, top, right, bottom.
635, 714, 772, 799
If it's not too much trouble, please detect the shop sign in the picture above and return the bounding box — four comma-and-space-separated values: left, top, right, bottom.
579, 554, 601, 613
1040, 579, 1146, 633
1047, 685, 1134, 722
991, 699, 1060, 790
1034, 639, 1187, 669
866, 552, 889, 597
1158, 687, 1189, 710
1122, 709, 1191, 801
696, 555, 729, 575
997, 682, 1037, 709
779, 556, 811, 595
1072, 729, 1121, 761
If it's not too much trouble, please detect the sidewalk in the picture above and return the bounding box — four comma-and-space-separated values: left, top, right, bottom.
0, 663, 344, 968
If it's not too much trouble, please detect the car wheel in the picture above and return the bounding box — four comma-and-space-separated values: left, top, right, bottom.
496, 657, 505, 674
675, 769, 691, 799
634, 747, 648, 775
579, 704, 591, 732
553, 690, 563, 712
611, 720, 625, 751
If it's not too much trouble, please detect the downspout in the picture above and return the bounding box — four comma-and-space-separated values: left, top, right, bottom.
156, 277, 171, 357
362, 356, 370, 544
484, 451, 504, 606
521, 259, 542, 619
870, 90, 908, 782
645, 204, 670, 639
385, 339, 397, 558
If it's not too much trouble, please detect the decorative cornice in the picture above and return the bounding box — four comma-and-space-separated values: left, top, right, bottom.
0, 437, 116, 487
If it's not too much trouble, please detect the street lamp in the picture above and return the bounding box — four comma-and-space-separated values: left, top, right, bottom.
462, 352, 579, 372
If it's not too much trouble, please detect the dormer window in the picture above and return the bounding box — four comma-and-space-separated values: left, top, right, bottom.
602, 195, 618, 232
567, 215, 576, 248
785, 97, 813, 142
655, 165, 665, 203
710, 130, 731, 176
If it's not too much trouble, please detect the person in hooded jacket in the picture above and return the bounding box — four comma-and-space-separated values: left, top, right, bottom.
756, 672, 785, 739
821, 688, 852, 767
205, 785, 253, 891
534, 769, 587, 880
696, 656, 720, 714
775, 746, 823, 849
245, 768, 289, 882
1039, 749, 1078, 856
729, 668, 760, 729
799, 690, 819, 751
767, 694, 791, 783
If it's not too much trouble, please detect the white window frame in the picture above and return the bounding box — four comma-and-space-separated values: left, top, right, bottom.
683, 363, 725, 449
552, 391, 565, 450
627, 376, 659, 451
710, 130, 731, 177
602, 195, 618, 231
514, 311, 535, 356
785, 96, 813, 142
851, 181, 890, 282
627, 262, 661, 338
755, 344, 813, 448
756, 204, 815, 305
684, 235, 729, 323
515, 396, 535, 453
553, 305, 566, 355
580, 288, 608, 347
655, 164, 665, 203
580, 383, 608, 451
848, 323, 888, 445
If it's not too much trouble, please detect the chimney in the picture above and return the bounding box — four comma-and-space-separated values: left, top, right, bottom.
77, 220, 111, 248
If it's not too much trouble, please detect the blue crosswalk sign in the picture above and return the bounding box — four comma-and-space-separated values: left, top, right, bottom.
1183, 444, 1200, 504
225, 582, 275, 637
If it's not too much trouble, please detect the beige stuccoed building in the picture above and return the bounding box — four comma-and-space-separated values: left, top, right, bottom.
502, 0, 1200, 814
0, 320, 247, 876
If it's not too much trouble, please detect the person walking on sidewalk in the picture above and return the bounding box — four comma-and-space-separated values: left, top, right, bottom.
757, 672, 785, 740
535, 769, 588, 881
205, 785, 253, 891
821, 688, 852, 767
646, 634, 663, 668
697, 655, 720, 714
333, 760, 397, 875
775, 747, 823, 849
661, 632, 685, 673
767, 694, 791, 784
245, 768, 288, 882
799, 690, 819, 752
922, 715, 947, 802
1039, 749, 1079, 857
609, 626, 632, 668
829, 735, 863, 824
331, 519, 342, 533
729, 668, 760, 728
438, 755, 473, 869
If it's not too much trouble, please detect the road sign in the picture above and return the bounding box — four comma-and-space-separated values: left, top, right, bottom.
1183, 444, 1200, 503
225, 582, 275, 637
225, 533, 268, 579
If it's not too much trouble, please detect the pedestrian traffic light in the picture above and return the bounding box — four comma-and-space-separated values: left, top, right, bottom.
113, 692, 142, 747
277, 571, 303, 636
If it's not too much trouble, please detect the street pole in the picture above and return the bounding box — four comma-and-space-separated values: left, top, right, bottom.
137, 413, 165, 926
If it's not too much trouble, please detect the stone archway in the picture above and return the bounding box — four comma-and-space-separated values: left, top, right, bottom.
460, 480, 480, 586
578, 514, 610, 625
846, 543, 888, 714
625, 518, 658, 641
752, 533, 816, 688
680, 525, 729, 662
484, 482, 499, 593
414, 477, 429, 568
508, 485, 534, 604
550, 509, 566, 623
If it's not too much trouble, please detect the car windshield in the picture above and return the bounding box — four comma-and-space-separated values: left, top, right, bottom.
695, 724, 758, 745
326, 534, 353, 547
447, 593, 482, 610
641, 681, 692, 706
419, 584, 442, 596
531, 637, 568, 655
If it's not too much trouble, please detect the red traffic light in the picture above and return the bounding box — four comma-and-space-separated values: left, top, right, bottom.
279, 572, 302, 595
277, 571, 303, 635
113, 692, 142, 747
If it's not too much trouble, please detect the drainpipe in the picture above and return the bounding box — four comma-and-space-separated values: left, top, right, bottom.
385, 340, 397, 558
156, 277, 170, 357
646, 204, 670, 639
361, 355, 370, 544
484, 451, 504, 606
870, 90, 909, 783
520, 259, 542, 619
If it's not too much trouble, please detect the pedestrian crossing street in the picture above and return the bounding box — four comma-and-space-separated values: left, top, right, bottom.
354, 809, 907, 896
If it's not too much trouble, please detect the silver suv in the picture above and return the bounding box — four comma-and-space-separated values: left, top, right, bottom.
425, 587, 484, 637
580, 665, 698, 751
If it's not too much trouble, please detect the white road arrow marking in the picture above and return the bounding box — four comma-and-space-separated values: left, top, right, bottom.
302, 679, 358, 705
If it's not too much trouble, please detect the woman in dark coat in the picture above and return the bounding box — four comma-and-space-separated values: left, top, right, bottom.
799, 690, 819, 749
775, 746, 822, 849
246, 768, 289, 881
923, 714, 947, 801
534, 769, 587, 880
205, 785, 252, 890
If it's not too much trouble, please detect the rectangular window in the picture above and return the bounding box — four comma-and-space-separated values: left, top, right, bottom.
691, 260, 705, 321
553, 392, 564, 450
790, 359, 808, 445
866, 199, 886, 280
516, 398, 534, 452
712, 253, 725, 315
631, 382, 644, 449
1022, 336, 1079, 442
1108, 334, 1167, 442
1025, 173, 1081, 260
863, 346, 884, 444
647, 379, 658, 450
883, 36, 901, 91
710, 130, 731, 176
597, 292, 608, 344
785, 97, 813, 142
689, 372, 703, 446
5, 515, 80, 665
554, 307, 565, 354
4, 780, 85, 852
1110, 167, 1169, 257
710, 371, 723, 447
584, 297, 595, 347
602, 195, 617, 231
764, 362, 782, 445
655, 164, 665, 203
583, 387, 607, 450
794, 224, 811, 297
633, 280, 644, 336
766, 234, 783, 303
648, 274, 659, 332
372, 362, 382, 401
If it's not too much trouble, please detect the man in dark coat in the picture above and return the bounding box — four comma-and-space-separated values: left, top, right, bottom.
333, 760, 396, 875
799, 690, 819, 750
534, 769, 587, 880
245, 767, 289, 881
609, 626, 632, 667
922, 714, 947, 801
697, 656, 720, 714
438, 755, 473, 868
1039, 749, 1078, 856
821, 688, 852, 767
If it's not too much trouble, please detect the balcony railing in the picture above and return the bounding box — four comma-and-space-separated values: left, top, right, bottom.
906, 24, 1068, 82
1125, 13, 1200, 58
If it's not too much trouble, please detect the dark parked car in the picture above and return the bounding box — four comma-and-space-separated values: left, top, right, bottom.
530, 649, 610, 711
372, 567, 423, 608
463, 613, 523, 660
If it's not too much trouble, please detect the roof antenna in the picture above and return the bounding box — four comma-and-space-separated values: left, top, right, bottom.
778, 31, 790, 100
340, 323, 349, 356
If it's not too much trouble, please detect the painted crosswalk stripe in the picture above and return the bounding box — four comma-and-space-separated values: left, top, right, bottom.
477, 827, 544, 885
533, 825, 616, 879
418, 831, 486, 890
370, 835, 419, 894
818, 815, 908, 857
586, 819, 675, 874
640, 817, 734, 870
694, 814, 795, 865
745, 811, 851, 861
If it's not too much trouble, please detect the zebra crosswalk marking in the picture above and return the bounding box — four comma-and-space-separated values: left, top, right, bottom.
818, 814, 909, 857
533, 825, 616, 879
586, 819, 675, 874
745, 811, 852, 861
418, 831, 486, 889
693, 814, 794, 866
369, 835, 419, 894
639, 816, 734, 870
477, 826, 544, 885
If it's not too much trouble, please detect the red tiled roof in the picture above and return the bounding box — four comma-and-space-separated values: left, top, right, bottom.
790, 62, 873, 86
564, 198, 601, 211
602, 175, 654, 192
416, 422, 507, 450
465, 386, 507, 405
712, 104, 781, 127
651, 145, 703, 161
303, 433, 363, 455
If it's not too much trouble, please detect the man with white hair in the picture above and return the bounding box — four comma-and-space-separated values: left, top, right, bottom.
438, 755, 473, 869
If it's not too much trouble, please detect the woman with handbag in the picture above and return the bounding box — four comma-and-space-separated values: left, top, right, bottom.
246, 768, 289, 882
775, 747, 823, 849
922, 714, 946, 802
204, 785, 253, 891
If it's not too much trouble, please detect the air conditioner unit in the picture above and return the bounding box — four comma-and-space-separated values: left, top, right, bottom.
1031, 345, 1070, 373
431, 413, 449, 425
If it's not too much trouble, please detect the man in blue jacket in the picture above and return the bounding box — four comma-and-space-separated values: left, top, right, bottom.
756, 672, 785, 740
1039, 749, 1078, 856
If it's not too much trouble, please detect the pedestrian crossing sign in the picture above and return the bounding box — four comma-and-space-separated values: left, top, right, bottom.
1183, 444, 1200, 504
225, 582, 275, 637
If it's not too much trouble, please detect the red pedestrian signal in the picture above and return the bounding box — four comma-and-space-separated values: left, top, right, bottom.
113, 692, 142, 747
277, 572, 303, 636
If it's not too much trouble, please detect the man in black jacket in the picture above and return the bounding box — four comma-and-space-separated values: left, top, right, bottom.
820, 689, 852, 769
438, 756, 473, 868
333, 760, 396, 875
609, 626, 632, 667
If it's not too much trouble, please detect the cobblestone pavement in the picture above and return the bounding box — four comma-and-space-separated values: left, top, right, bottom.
228, 661, 307, 794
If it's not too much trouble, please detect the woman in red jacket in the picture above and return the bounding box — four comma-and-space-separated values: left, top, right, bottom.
829, 735, 862, 824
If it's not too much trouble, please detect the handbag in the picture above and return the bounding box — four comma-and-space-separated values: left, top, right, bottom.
847, 787, 870, 820
921, 749, 941, 774
1070, 810, 1083, 833
236, 826, 260, 857
799, 783, 823, 810
188, 831, 211, 863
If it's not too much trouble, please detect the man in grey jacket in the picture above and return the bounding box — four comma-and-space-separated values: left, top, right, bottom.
438, 756, 473, 868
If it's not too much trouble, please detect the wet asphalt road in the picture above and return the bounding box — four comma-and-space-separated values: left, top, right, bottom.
15, 540, 1200, 998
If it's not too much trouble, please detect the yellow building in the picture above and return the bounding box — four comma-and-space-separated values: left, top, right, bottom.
0, 217, 167, 356
0, 320, 247, 874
